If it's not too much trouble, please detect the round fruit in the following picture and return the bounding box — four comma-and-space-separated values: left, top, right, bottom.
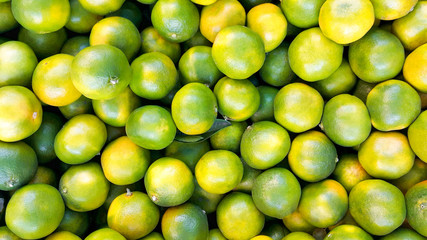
348, 28, 405, 83
195, 150, 243, 194
0, 86, 42, 142
126, 105, 176, 150
324, 225, 373, 240
240, 121, 290, 169
259, 43, 295, 87
108, 191, 159, 239
280, 0, 325, 28
65, 0, 102, 34
32, 54, 81, 107
151, 0, 199, 43
282, 209, 316, 233
366, 80, 421, 131
6, 184, 65, 239
71, 45, 132, 100
55, 114, 107, 165
379, 228, 426, 240
217, 192, 265, 240
370, 0, 418, 20
144, 157, 194, 207
0, 226, 21, 240
333, 154, 371, 192
405, 180, 427, 237
209, 121, 247, 154
0, 2, 18, 34
78, 0, 125, 15
57, 208, 90, 236
212, 25, 265, 80
391, 158, 427, 194
130, 52, 178, 100
282, 232, 315, 240
61, 36, 90, 56
274, 83, 324, 133
408, 110, 427, 163
171, 83, 217, 135
161, 203, 209, 240
349, 179, 406, 236
85, 228, 126, 240
28, 166, 57, 186
403, 43, 427, 93
319, 0, 375, 44
299, 180, 348, 228
140, 26, 182, 64
252, 168, 301, 219
0, 141, 37, 191
288, 27, 343, 82
46, 231, 82, 240
18, 27, 67, 59
233, 161, 262, 193
59, 95, 93, 119
214, 77, 260, 121
101, 136, 150, 185
11, 0, 70, 33
59, 162, 110, 212
359, 131, 415, 179
208, 229, 226, 240
288, 131, 337, 182
90, 17, 141, 60
165, 140, 210, 171
0, 41, 37, 87
189, 179, 224, 214
140, 232, 165, 240
251, 86, 278, 122
321, 94, 371, 147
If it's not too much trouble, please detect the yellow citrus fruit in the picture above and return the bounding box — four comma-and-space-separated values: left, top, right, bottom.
408, 110, 427, 163
280, 0, 325, 29
79, 0, 125, 15
84, 228, 126, 240
370, 0, 418, 20
333, 154, 371, 192
403, 43, 427, 93
282, 209, 315, 233
46, 231, 82, 240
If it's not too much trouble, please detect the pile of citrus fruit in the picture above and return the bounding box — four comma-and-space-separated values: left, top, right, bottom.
0, 0, 426, 239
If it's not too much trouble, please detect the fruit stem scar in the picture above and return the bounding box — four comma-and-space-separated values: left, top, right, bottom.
109, 76, 119, 85
126, 188, 132, 197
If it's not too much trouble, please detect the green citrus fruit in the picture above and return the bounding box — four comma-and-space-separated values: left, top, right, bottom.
0, 226, 21, 240
18, 27, 67, 59
212, 25, 265, 80
165, 140, 210, 171
0, 2, 18, 34
288, 131, 337, 182
379, 228, 426, 240
0, 41, 37, 87
130, 52, 178, 100
65, 0, 102, 34
140, 232, 165, 240
90, 16, 141, 60
208, 229, 226, 240
189, 179, 224, 214
61, 36, 90, 56
282, 209, 315, 233
408, 110, 427, 163
349, 179, 406, 236
233, 161, 262, 193
348, 28, 405, 83
11, 0, 70, 33
71, 45, 131, 100
333, 154, 371, 192
210, 121, 247, 154
352, 80, 376, 103
251, 86, 278, 122
102, 183, 143, 210
282, 232, 315, 240
59, 95, 93, 119
108, 191, 160, 239
140, 26, 182, 64
252, 168, 301, 219
161, 203, 209, 240
171, 82, 217, 135
366, 80, 421, 131
58, 208, 90, 237
6, 184, 65, 239
144, 157, 194, 207
217, 192, 265, 240
241, 121, 291, 170
391, 158, 427, 194
0, 86, 42, 142
78, 0, 125, 15
28, 166, 56, 186
181, 30, 211, 52
126, 105, 176, 150
259, 42, 296, 87
288, 27, 343, 82
84, 228, 126, 240
151, 0, 199, 43
403, 43, 427, 93
106, 1, 143, 28
55, 114, 107, 164
46, 231, 82, 240
59, 162, 110, 212
280, 0, 325, 28
214, 77, 260, 121
370, 0, 418, 20
261, 222, 289, 240
321, 94, 371, 147
405, 180, 427, 237
324, 225, 373, 240
274, 83, 324, 133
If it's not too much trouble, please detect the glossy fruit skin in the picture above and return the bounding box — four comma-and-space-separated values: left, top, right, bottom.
28, 166, 57, 186
108, 191, 160, 239
57, 208, 90, 237
78, 0, 125, 15
252, 168, 301, 219
324, 225, 373, 240
93, 87, 141, 127
0, 41, 38, 87
241, 121, 291, 170
46, 231, 82, 240
140, 232, 165, 240
282, 209, 316, 233
358, 131, 415, 179
65, 0, 102, 34
366, 80, 421, 131
214, 77, 260, 121
217, 192, 265, 240
391, 159, 427, 194
18, 27, 67, 59
403, 43, 427, 93
405, 180, 427, 237
288, 27, 343, 82
259, 43, 296, 87
251, 86, 278, 122
333, 154, 371, 192
370, 0, 418, 20
274, 83, 324, 133
141, 26, 182, 64
126, 105, 176, 150
106, 1, 143, 28
299, 180, 348, 228
349, 28, 405, 83
288, 131, 337, 182
6, 184, 65, 239
379, 228, 426, 240
195, 150, 243, 194
282, 232, 315, 240
85, 228, 126, 240
208, 229, 226, 240
0, 141, 37, 191
71, 45, 132, 100
189, 179, 223, 214
349, 179, 406, 236
212, 26, 265, 80
321, 94, 371, 147
55, 114, 107, 165
130, 52, 178, 100
210, 121, 247, 154
151, 0, 199, 43
0, 2, 18, 34
165, 141, 210, 172
90, 17, 141, 61
144, 157, 194, 207
11, 0, 70, 33
161, 203, 209, 240
32, 54, 81, 107
171, 83, 217, 135
59, 162, 110, 212
408, 110, 427, 163
59, 95, 93, 119
61, 36, 90, 56
280, 0, 325, 28
233, 161, 262, 193
0, 86, 43, 142
0, 226, 21, 240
